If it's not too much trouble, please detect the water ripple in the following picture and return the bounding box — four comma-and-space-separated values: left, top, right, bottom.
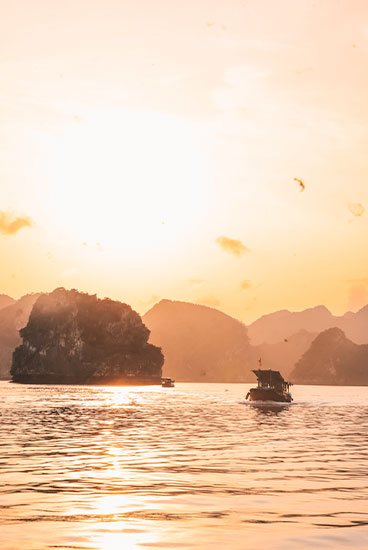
1, 382, 368, 549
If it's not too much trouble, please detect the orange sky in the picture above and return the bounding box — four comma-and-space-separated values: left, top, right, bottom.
1, 0, 368, 322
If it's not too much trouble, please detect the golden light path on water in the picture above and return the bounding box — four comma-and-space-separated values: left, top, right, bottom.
1, 382, 368, 550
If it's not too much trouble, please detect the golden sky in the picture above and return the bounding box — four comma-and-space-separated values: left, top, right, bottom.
1, 0, 368, 322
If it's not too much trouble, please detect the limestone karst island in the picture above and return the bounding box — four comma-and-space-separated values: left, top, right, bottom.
11, 288, 164, 385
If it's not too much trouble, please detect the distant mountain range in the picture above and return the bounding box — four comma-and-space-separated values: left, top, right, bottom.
144, 301, 368, 384
0, 294, 15, 311
254, 329, 317, 378
0, 293, 41, 379
1, 293, 368, 384
247, 305, 368, 345
143, 299, 253, 382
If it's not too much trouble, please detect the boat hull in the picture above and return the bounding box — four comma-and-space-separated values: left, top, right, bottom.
247, 387, 292, 403
161, 378, 175, 387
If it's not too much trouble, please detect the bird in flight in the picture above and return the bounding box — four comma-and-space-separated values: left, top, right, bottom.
294, 177, 305, 192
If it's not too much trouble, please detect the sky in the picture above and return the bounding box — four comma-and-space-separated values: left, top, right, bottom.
1, 0, 368, 323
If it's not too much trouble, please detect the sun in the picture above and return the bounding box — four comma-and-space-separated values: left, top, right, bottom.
43, 110, 208, 255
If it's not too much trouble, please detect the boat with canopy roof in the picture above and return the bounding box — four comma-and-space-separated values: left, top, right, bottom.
246, 369, 293, 403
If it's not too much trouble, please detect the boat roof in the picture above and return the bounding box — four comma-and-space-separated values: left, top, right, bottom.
252, 369, 287, 385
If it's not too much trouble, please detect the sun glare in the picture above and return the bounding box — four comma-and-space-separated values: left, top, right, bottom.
44, 111, 208, 255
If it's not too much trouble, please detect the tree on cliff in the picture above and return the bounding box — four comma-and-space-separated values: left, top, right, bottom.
11, 288, 164, 384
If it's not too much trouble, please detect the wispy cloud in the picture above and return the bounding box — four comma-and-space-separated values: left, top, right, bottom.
240, 280, 251, 290
215, 236, 249, 256
348, 203, 364, 216
188, 278, 207, 286
0, 211, 33, 235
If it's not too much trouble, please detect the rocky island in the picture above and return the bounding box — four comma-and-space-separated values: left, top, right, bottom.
11, 288, 164, 385
290, 327, 368, 385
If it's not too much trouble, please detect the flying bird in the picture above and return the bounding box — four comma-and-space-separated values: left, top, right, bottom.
294, 177, 305, 192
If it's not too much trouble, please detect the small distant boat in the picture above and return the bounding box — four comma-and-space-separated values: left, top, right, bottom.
161, 377, 175, 388
246, 369, 292, 403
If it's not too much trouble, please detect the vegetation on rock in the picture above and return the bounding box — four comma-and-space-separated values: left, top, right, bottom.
11, 288, 163, 384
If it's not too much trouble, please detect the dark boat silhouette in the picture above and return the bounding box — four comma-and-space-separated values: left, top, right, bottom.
162, 377, 175, 387
246, 369, 293, 403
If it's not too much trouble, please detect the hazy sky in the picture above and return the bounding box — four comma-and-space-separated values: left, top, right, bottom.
1, 0, 368, 322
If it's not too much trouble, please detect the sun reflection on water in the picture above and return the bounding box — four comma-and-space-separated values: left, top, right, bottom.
2, 383, 368, 549
91, 528, 156, 550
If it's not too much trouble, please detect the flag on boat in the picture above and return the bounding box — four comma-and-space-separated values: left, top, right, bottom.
258, 357, 262, 366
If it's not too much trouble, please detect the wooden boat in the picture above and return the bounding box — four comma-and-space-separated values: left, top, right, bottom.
246, 369, 292, 403
161, 377, 175, 388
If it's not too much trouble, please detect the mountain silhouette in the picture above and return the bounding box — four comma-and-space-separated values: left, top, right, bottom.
290, 327, 368, 385
247, 305, 368, 345
143, 299, 253, 382
0, 294, 15, 311
0, 293, 41, 379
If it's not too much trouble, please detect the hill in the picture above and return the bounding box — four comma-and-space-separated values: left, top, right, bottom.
0, 294, 15, 311
247, 305, 368, 345
0, 293, 41, 379
11, 288, 163, 385
290, 327, 368, 385
255, 329, 317, 378
143, 299, 253, 382
338, 305, 368, 344
247, 305, 335, 345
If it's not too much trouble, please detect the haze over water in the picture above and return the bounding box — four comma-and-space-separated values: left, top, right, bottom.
1, 381, 367, 550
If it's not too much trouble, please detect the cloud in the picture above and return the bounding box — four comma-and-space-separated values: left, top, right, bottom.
240, 280, 251, 290
0, 211, 33, 235
197, 295, 220, 307
348, 203, 364, 217
188, 278, 207, 286
215, 236, 249, 256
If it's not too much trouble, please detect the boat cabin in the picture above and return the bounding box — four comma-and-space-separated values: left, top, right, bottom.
252, 369, 292, 394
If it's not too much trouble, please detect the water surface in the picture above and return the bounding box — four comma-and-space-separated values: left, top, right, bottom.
1, 382, 367, 549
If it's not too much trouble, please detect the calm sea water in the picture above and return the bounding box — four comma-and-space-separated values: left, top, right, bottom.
1, 381, 368, 550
